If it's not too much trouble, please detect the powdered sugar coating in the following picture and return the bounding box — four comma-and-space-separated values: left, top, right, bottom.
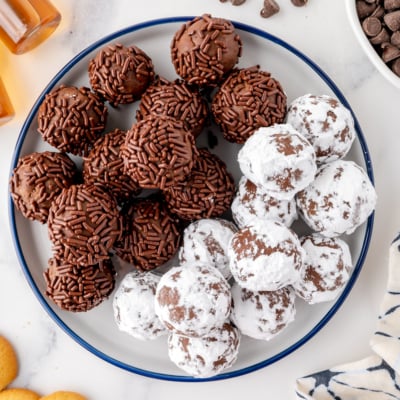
286, 94, 356, 164
296, 160, 377, 237
293, 234, 353, 304
155, 264, 231, 337
231, 176, 298, 229
237, 124, 317, 200
178, 218, 237, 280
167, 323, 240, 378
230, 282, 296, 341
228, 220, 304, 291
113, 272, 167, 340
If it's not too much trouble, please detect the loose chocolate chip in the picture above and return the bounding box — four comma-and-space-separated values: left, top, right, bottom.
381, 41, 400, 61
260, 0, 280, 18
291, 0, 307, 6
384, 10, 400, 31
231, 0, 246, 4
363, 16, 382, 36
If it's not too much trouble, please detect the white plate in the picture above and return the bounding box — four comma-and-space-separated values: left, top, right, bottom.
9, 17, 374, 381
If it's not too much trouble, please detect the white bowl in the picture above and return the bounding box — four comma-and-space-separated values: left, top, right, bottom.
345, 0, 400, 88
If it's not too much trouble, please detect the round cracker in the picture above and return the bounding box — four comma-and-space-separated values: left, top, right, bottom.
39, 391, 87, 400
0, 388, 40, 400
0, 336, 18, 391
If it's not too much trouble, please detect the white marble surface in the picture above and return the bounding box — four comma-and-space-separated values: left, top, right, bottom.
1, 0, 400, 398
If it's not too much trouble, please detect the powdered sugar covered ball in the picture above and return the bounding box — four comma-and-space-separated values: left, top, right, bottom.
155, 264, 231, 337
231, 176, 298, 229
296, 160, 377, 237
286, 94, 356, 164
237, 124, 317, 200
167, 322, 240, 378
292, 234, 353, 304
228, 220, 304, 291
230, 282, 296, 341
178, 219, 237, 280
113, 272, 167, 340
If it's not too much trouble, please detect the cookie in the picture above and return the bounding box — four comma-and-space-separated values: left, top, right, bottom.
0, 388, 40, 400
39, 391, 87, 400
0, 336, 18, 391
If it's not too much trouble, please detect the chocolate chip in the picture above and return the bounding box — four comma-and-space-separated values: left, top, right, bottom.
231, 0, 246, 4
371, 5, 385, 18
384, 0, 400, 11
384, 10, 400, 31
356, 0, 378, 19
391, 30, 400, 45
370, 27, 390, 44
391, 57, 400, 75
381, 41, 400, 61
363, 16, 382, 36
291, 0, 307, 6
260, 0, 280, 18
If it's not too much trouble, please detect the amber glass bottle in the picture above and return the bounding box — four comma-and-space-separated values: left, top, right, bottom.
0, 0, 61, 54
0, 77, 14, 125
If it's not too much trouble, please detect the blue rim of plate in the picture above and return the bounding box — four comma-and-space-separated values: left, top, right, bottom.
8, 16, 375, 382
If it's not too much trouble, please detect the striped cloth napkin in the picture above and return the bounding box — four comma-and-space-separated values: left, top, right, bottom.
296, 233, 400, 399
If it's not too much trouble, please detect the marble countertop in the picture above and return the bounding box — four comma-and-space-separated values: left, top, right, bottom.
1, 0, 400, 398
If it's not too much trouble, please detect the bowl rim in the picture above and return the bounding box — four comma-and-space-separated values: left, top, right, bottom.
8, 16, 375, 382
345, 0, 400, 88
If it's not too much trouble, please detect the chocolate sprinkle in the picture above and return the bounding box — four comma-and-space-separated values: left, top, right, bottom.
211, 65, 287, 143
88, 43, 155, 106
37, 85, 108, 156
83, 128, 141, 204
163, 148, 235, 221
113, 197, 182, 271
47, 183, 122, 266
44, 257, 115, 312
136, 77, 209, 138
170, 14, 242, 87
10, 151, 77, 223
121, 115, 198, 190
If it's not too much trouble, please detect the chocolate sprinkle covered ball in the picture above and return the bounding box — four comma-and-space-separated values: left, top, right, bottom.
10, 151, 77, 223
37, 85, 108, 156
211, 65, 287, 143
171, 14, 242, 87
113, 197, 182, 272
88, 43, 155, 106
163, 148, 235, 221
83, 128, 141, 204
136, 77, 209, 138
44, 256, 115, 312
167, 322, 240, 378
48, 183, 122, 266
121, 115, 198, 190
